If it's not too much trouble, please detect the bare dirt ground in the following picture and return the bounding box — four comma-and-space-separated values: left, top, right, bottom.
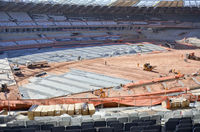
0, 85, 20, 100
15, 49, 200, 85
49, 49, 200, 81
4, 48, 198, 100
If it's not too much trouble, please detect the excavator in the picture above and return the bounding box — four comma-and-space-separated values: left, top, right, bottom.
94, 88, 106, 98
143, 63, 157, 71
186, 52, 200, 61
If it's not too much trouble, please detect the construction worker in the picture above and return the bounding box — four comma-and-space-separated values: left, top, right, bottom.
77, 56, 81, 61
104, 61, 107, 65
91, 88, 94, 94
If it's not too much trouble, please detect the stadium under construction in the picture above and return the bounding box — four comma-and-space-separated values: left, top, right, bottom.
0, 0, 200, 132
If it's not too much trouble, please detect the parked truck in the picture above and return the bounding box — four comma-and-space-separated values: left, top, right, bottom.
11, 65, 22, 76
186, 52, 200, 61
26, 61, 48, 68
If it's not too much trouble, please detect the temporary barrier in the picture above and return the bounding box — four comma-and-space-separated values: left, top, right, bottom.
124, 74, 184, 88
0, 87, 196, 111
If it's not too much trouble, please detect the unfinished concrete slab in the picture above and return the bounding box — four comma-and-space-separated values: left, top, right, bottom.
0, 53, 16, 86
6, 44, 165, 65
19, 69, 132, 99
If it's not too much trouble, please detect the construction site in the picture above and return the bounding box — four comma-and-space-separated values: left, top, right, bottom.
0, 30, 200, 131
0, 1, 200, 132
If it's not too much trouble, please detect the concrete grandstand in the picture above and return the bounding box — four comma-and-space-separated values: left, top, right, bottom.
0, 0, 200, 132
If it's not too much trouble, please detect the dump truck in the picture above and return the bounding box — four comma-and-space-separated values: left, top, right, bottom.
186, 52, 200, 61
26, 61, 48, 68
143, 63, 157, 71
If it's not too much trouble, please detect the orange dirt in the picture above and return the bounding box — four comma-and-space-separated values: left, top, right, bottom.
16, 49, 200, 84
0, 85, 20, 100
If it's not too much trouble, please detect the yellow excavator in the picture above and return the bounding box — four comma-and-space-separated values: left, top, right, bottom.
94, 88, 106, 98
143, 63, 157, 71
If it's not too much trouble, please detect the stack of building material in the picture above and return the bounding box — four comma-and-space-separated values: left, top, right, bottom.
162, 97, 190, 109
28, 103, 95, 120
170, 97, 190, 108
27, 105, 38, 120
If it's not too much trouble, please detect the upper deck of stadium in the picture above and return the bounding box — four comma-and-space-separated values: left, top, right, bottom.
0, 0, 200, 16
1, 0, 200, 7
1, 0, 200, 8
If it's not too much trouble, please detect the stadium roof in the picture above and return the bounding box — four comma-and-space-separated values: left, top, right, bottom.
0, 0, 200, 15
1, 0, 200, 7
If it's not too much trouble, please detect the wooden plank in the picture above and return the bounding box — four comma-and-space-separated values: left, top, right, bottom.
61, 104, 69, 115
68, 104, 74, 115
171, 1, 178, 7
33, 105, 43, 117
55, 105, 62, 116
28, 105, 38, 120
177, 0, 183, 7
75, 103, 83, 115
157, 1, 166, 7
130, 0, 140, 6
166, 1, 173, 7
47, 105, 55, 116
82, 103, 89, 115
88, 104, 95, 115
121, 0, 139, 6
41, 105, 48, 116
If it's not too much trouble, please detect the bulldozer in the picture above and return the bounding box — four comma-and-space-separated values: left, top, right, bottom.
143, 63, 157, 71
185, 52, 200, 61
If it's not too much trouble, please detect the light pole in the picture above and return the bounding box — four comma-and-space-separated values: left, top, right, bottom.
4, 92, 11, 116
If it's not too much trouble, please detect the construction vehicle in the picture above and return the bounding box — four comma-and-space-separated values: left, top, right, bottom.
35, 72, 47, 77
192, 69, 200, 76
143, 63, 157, 71
11, 65, 22, 76
169, 69, 180, 75
0, 84, 9, 93
94, 88, 106, 98
26, 61, 48, 69
186, 52, 200, 61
